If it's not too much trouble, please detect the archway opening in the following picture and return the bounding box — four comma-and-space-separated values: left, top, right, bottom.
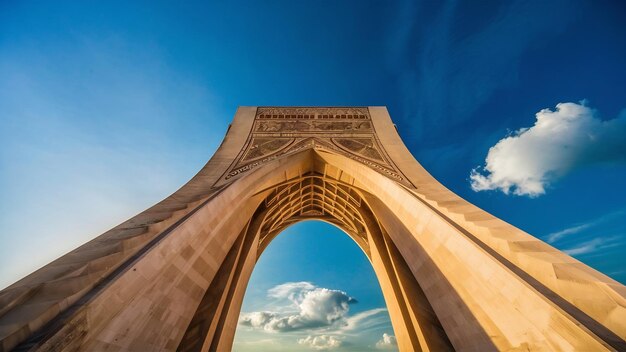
232, 220, 398, 351
177, 153, 453, 352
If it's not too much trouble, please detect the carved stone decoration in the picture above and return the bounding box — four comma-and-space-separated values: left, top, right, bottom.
312, 120, 371, 131
222, 107, 409, 186
255, 120, 311, 132
256, 106, 369, 118
333, 138, 385, 162
225, 138, 316, 180
242, 138, 294, 162
254, 120, 371, 133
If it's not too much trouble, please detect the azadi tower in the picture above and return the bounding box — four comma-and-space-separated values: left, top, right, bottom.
1, 107, 625, 352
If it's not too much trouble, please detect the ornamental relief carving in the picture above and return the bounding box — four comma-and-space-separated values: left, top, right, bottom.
242, 138, 294, 162
332, 138, 385, 163
255, 120, 371, 133
219, 107, 412, 187
256, 107, 369, 118
225, 138, 316, 180
225, 137, 408, 186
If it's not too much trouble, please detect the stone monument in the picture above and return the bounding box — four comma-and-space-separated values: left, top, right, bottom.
1, 107, 624, 351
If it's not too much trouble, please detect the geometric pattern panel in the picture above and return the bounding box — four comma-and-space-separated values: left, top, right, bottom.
219, 107, 413, 187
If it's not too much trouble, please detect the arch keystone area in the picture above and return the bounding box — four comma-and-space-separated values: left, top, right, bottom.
1, 107, 625, 351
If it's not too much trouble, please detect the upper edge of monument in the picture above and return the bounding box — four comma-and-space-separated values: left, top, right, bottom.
236, 106, 390, 120
240, 105, 387, 108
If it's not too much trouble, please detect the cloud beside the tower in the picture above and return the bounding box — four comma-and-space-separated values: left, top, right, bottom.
470, 102, 626, 197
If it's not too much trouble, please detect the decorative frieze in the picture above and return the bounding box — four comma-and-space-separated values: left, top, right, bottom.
220, 107, 411, 186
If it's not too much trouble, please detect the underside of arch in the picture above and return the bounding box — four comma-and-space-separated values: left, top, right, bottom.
256, 172, 370, 255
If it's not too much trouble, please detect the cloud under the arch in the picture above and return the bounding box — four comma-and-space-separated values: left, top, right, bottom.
239, 281, 357, 333
298, 335, 343, 350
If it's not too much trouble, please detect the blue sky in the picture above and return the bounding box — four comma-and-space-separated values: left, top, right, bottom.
0, 1, 625, 351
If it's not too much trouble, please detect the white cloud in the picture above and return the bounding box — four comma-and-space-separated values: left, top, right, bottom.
239, 282, 357, 332
268, 281, 316, 303
298, 288, 356, 324
546, 223, 592, 243
238, 311, 280, 329
339, 308, 388, 333
298, 335, 342, 350
562, 236, 621, 256
545, 208, 625, 243
470, 102, 626, 196
375, 333, 397, 349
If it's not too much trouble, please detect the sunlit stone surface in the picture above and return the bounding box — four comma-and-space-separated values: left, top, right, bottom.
0, 107, 624, 351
